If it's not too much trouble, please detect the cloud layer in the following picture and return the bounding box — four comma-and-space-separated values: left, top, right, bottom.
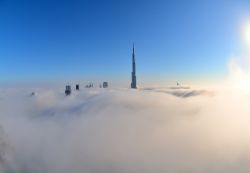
0, 87, 250, 173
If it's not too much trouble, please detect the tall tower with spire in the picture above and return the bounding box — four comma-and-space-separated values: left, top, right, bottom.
131, 44, 137, 89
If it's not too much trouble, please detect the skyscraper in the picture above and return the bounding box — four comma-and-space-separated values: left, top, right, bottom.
131, 44, 137, 89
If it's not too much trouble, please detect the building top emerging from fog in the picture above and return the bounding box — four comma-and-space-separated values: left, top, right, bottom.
131, 44, 137, 89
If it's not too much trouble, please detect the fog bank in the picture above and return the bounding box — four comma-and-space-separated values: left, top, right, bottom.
0, 87, 250, 173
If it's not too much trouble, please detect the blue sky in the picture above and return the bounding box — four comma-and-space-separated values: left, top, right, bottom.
0, 0, 249, 86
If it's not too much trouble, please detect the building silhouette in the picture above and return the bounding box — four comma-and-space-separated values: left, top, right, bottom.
103, 82, 108, 88
76, 84, 79, 90
65, 85, 71, 95
131, 44, 137, 89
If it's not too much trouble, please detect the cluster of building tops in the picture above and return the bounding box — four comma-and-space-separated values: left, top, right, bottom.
65, 82, 109, 96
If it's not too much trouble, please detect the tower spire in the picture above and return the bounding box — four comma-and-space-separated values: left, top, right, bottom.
131, 43, 137, 89
133, 43, 135, 55
132, 43, 135, 63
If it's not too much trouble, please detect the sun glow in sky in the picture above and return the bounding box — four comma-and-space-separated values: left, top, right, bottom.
241, 20, 250, 49
225, 18, 250, 92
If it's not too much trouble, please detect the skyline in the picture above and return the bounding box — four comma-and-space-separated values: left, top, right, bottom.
1, 0, 250, 86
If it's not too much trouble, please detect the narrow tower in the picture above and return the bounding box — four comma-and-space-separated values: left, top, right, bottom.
131, 44, 137, 89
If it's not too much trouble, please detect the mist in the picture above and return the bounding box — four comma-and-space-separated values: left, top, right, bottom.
0, 85, 250, 173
